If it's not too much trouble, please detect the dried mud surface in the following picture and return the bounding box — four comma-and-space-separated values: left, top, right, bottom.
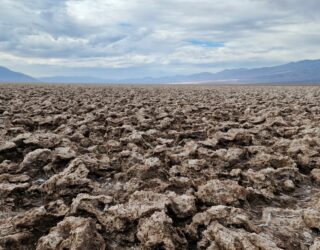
1, 84, 320, 250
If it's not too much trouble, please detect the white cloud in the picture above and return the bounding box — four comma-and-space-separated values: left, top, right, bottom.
0, 0, 320, 77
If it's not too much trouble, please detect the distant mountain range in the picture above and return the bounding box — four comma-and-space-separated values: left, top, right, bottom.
39, 76, 108, 84
0, 66, 37, 82
1, 59, 320, 84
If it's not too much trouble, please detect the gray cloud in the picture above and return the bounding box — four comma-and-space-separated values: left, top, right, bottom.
0, 0, 320, 77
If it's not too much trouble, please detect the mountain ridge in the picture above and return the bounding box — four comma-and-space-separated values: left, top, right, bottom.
1, 59, 320, 84
0, 66, 38, 83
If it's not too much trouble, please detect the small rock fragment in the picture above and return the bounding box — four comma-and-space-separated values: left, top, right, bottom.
36, 216, 105, 250
53, 147, 76, 160
18, 149, 51, 175
311, 168, 320, 183
137, 211, 187, 249
283, 179, 295, 191
0, 141, 16, 152
196, 180, 247, 205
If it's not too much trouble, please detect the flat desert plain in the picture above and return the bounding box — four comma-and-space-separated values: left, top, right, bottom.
1, 84, 320, 249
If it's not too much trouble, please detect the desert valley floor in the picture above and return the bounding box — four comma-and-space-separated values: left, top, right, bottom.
1, 84, 320, 249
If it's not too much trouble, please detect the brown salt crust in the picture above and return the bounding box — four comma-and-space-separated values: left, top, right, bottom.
1, 84, 320, 249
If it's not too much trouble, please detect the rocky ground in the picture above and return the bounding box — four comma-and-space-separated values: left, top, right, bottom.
0, 84, 320, 249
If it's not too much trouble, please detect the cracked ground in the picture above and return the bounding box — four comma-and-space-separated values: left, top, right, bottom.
1, 84, 320, 249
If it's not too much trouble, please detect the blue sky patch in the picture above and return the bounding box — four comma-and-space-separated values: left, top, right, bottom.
119, 22, 131, 28
188, 40, 225, 48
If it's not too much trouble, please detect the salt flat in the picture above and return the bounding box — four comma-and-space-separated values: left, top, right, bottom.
1, 84, 320, 249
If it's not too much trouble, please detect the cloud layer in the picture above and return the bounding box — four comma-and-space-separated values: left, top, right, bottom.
1, 0, 320, 78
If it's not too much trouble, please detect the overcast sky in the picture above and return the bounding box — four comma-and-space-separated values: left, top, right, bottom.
1, 0, 320, 78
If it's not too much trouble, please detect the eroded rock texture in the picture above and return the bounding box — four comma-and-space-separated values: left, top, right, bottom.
1, 84, 320, 249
